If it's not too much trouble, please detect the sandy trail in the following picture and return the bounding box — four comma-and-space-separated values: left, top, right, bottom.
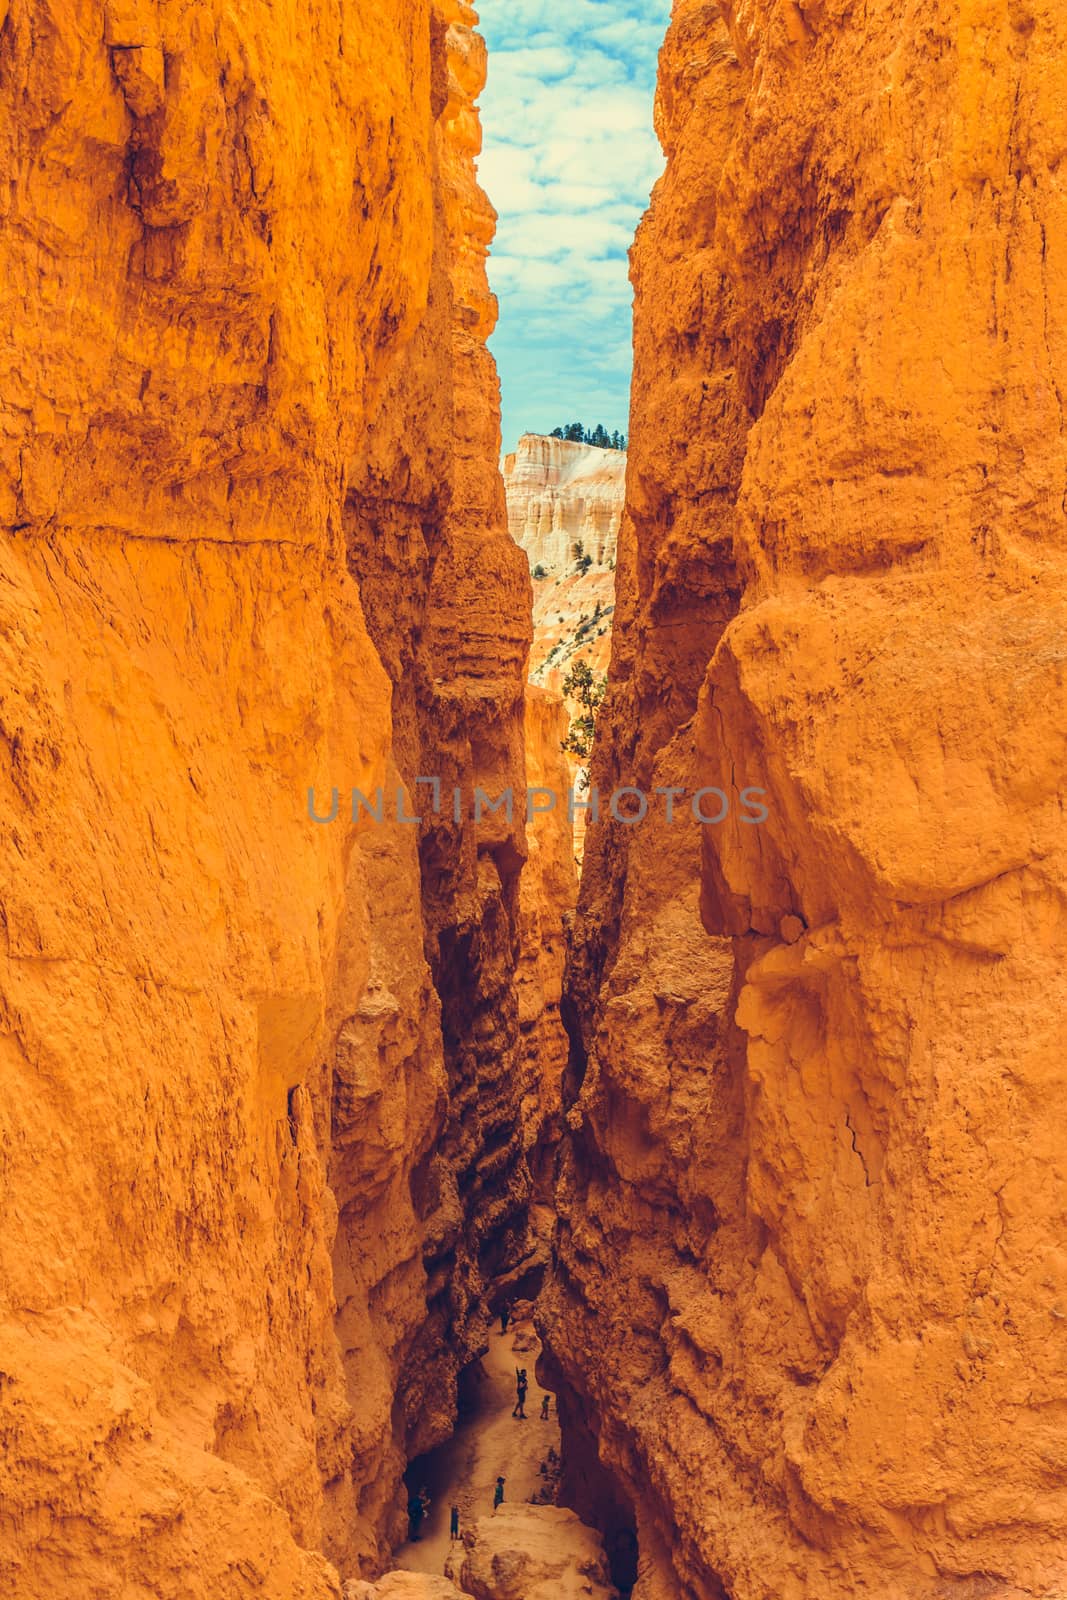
393, 1313, 560, 1577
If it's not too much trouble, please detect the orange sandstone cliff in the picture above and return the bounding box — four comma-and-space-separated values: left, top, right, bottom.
0, 1, 539, 1595
547, 2, 1067, 1599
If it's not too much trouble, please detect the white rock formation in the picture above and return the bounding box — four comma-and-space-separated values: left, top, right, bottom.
503, 435, 625, 574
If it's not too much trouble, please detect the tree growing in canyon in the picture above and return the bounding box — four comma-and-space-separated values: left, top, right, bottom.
571, 540, 594, 575
561, 659, 607, 765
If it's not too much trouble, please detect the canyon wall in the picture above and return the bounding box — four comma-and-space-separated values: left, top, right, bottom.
0, 2, 536, 1595
548, 3, 1067, 1600
339, 0, 538, 1553
518, 686, 579, 1231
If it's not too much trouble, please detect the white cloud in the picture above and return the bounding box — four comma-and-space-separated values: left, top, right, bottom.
476, 0, 671, 448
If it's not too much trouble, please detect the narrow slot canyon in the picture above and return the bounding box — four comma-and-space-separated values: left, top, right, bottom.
1, 2, 1065, 1600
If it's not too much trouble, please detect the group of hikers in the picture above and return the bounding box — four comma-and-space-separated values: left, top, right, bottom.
405, 1300, 555, 1545
407, 1485, 505, 1543
510, 1364, 551, 1421
407, 1488, 467, 1543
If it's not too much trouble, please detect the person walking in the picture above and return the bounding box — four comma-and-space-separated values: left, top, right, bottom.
493, 1475, 505, 1508
540, 1393, 550, 1420
449, 1504, 460, 1541
407, 1489, 426, 1542
499, 1301, 511, 1335
512, 1367, 528, 1418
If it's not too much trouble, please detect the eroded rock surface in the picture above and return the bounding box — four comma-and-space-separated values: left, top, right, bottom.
336, 0, 538, 1557
519, 687, 578, 1229
447, 1506, 614, 1600
0, 0, 538, 1594
548, 2, 1067, 1599
345, 1576, 472, 1600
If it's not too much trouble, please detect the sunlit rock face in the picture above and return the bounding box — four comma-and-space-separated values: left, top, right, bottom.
547, 1, 1067, 1599
0, 0, 539, 1593
526, 565, 616, 691
504, 435, 626, 576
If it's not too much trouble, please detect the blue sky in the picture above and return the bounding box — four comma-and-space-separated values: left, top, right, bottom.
476, 0, 671, 453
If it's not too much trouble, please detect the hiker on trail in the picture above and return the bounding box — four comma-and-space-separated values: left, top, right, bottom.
493, 1476, 505, 1508
512, 1367, 528, 1418
499, 1301, 511, 1335
407, 1489, 426, 1542
540, 1393, 550, 1420
450, 1504, 460, 1541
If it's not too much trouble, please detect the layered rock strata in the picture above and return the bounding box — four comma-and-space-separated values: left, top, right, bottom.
504, 434, 625, 574
547, 3, 1067, 1599
0, 1, 537, 1595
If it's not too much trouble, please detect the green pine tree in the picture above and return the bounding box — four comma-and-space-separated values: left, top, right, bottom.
561, 660, 608, 764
